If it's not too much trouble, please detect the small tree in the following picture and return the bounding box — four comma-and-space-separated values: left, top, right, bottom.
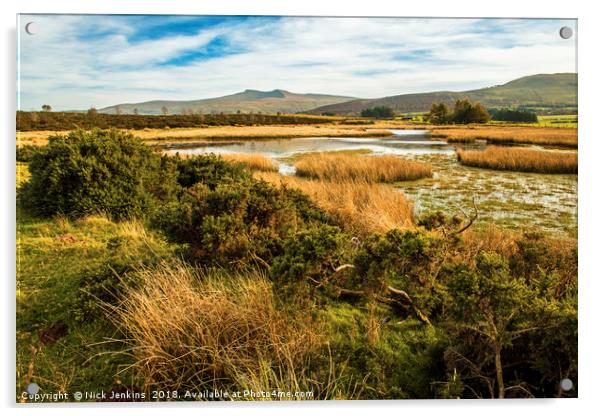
450, 99, 491, 124
133, 108, 139, 115
161, 106, 169, 115
426, 102, 450, 125
87, 107, 98, 116
41, 104, 52, 112
444, 252, 537, 398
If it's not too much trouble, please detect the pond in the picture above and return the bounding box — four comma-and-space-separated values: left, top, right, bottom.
164, 130, 577, 236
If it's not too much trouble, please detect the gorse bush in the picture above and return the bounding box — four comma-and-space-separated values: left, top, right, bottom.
22, 129, 179, 220
153, 172, 333, 267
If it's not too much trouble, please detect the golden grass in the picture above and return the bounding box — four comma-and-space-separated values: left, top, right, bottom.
431, 125, 577, 147
112, 262, 341, 399
221, 153, 278, 172
255, 172, 414, 236
137, 124, 392, 142
16, 125, 394, 147
457, 146, 578, 174
294, 153, 432, 183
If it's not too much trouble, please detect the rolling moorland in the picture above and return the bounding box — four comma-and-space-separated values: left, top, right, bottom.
308, 73, 577, 115
16, 79, 578, 401
91, 73, 576, 117
99, 89, 357, 115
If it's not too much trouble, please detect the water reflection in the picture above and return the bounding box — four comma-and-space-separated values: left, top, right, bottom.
164, 130, 485, 175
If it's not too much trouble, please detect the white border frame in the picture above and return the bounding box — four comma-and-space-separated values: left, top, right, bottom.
2, 1, 600, 415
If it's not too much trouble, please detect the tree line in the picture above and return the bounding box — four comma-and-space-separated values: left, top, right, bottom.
426, 99, 491, 124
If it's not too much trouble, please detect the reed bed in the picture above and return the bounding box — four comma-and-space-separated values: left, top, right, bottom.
255, 172, 414, 235
221, 153, 278, 172
432, 126, 577, 147
457, 146, 577, 174
294, 153, 432, 183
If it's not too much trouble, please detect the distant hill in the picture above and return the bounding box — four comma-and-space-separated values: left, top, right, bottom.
307, 73, 577, 115
99, 89, 357, 115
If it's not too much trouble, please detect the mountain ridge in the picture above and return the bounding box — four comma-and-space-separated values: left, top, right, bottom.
307, 73, 577, 115
99, 89, 357, 115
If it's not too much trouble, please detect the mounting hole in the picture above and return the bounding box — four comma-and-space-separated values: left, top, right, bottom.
24, 21, 36, 35
559, 26, 573, 39
560, 378, 573, 391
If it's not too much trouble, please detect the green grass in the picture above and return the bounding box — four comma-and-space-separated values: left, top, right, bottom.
16, 205, 178, 400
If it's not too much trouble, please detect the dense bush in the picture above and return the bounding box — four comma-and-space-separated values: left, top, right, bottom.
16, 144, 43, 162
269, 224, 351, 301
21, 129, 179, 220
153, 169, 333, 267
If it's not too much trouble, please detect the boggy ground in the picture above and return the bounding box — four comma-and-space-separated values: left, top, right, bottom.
398, 153, 577, 237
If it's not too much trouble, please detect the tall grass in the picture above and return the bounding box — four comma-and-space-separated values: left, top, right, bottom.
221, 153, 278, 172
255, 172, 414, 236
457, 146, 577, 174
294, 153, 432, 183
432, 126, 577, 147
112, 262, 348, 399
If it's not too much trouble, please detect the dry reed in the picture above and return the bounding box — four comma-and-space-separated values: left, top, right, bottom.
432, 126, 577, 147
255, 172, 414, 235
221, 153, 278, 172
294, 153, 432, 183
457, 146, 577, 174
113, 262, 330, 398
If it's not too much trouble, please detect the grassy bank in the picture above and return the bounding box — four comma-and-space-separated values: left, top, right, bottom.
457, 146, 578, 174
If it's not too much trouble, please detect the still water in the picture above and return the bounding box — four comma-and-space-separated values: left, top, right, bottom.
162, 130, 576, 236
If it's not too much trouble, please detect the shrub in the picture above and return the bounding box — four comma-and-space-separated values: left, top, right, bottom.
154, 175, 332, 267
16, 144, 43, 162
269, 224, 352, 301
174, 153, 250, 189
21, 129, 179, 220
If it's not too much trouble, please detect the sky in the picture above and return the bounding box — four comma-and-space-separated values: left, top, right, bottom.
17, 15, 577, 111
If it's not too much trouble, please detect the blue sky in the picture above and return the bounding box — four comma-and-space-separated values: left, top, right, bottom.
17, 15, 577, 111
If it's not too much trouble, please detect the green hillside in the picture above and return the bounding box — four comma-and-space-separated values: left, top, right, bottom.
307, 73, 577, 115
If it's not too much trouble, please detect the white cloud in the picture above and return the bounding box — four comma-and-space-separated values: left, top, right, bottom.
17, 15, 577, 110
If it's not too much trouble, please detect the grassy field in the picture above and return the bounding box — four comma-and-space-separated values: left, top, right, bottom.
294, 153, 432, 183
457, 146, 578, 174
